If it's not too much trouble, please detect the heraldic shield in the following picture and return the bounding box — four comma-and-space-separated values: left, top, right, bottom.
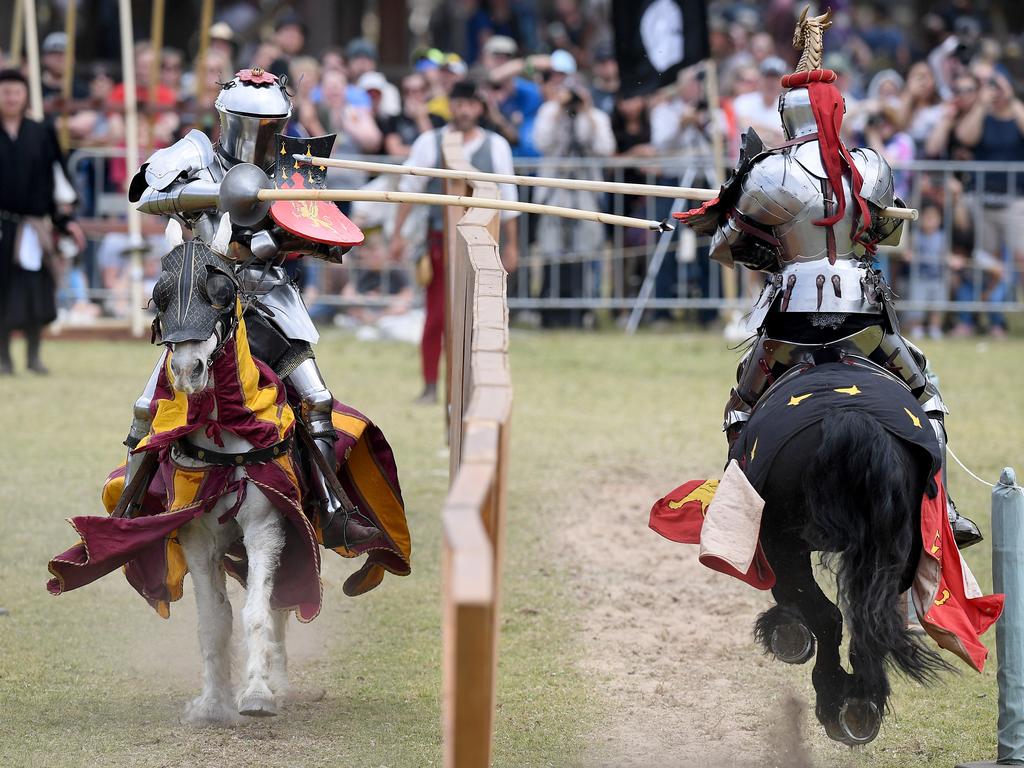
271, 133, 364, 247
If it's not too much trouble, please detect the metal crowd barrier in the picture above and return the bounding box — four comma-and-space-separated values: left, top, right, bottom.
61, 148, 1024, 328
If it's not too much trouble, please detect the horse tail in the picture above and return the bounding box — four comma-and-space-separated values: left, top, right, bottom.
804, 408, 951, 699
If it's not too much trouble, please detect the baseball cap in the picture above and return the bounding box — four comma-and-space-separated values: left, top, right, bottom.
550, 49, 577, 75
593, 40, 615, 62
443, 53, 467, 76
42, 32, 68, 54
483, 35, 518, 58
357, 71, 388, 94
275, 13, 306, 33
209, 22, 235, 43
759, 56, 787, 77
346, 38, 378, 62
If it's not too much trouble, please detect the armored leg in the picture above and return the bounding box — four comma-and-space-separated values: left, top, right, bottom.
287, 358, 380, 549
923, 399, 983, 550
120, 352, 166, 514
898, 340, 983, 549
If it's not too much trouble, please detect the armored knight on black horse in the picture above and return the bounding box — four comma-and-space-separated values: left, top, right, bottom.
676, 8, 982, 549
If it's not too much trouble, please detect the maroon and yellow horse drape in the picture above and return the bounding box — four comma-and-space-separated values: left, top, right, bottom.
48, 307, 411, 620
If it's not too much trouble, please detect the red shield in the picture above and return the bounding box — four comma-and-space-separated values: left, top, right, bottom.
270, 174, 364, 247
270, 134, 364, 247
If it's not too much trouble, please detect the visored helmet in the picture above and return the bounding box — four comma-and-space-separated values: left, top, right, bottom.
215, 68, 292, 167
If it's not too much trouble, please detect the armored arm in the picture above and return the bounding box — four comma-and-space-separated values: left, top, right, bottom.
128, 129, 223, 219
851, 147, 904, 247
711, 154, 812, 272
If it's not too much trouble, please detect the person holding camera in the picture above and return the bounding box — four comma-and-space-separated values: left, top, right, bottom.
533, 50, 615, 328
955, 66, 1024, 293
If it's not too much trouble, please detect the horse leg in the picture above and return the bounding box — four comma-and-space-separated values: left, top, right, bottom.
760, 541, 851, 743
234, 493, 286, 717
178, 519, 236, 724
268, 609, 289, 698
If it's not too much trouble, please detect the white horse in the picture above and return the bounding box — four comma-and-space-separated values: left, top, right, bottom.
163, 216, 289, 724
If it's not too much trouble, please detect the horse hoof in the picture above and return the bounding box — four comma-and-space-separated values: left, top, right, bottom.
238, 694, 278, 718
771, 621, 815, 664
839, 698, 881, 745
182, 696, 239, 726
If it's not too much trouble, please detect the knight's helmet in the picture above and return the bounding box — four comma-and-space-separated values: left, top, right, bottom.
214, 68, 292, 167
777, 7, 839, 140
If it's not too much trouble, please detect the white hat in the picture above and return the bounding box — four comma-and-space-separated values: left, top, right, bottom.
550, 49, 577, 75
357, 71, 389, 94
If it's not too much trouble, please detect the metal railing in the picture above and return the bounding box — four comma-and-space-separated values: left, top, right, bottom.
60, 148, 1024, 330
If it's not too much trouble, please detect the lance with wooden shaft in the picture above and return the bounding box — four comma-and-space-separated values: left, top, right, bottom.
297, 154, 919, 222
215, 163, 673, 231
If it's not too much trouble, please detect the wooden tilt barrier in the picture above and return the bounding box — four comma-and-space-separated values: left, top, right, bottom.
439, 132, 512, 768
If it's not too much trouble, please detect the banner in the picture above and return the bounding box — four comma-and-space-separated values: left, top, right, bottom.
612, 0, 710, 96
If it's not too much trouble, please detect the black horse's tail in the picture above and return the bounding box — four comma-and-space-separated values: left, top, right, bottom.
805, 409, 951, 700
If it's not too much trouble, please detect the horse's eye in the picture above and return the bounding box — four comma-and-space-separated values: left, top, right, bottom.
205, 273, 236, 311
152, 273, 173, 312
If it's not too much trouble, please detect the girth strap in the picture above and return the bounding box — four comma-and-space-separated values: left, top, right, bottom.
174, 434, 293, 466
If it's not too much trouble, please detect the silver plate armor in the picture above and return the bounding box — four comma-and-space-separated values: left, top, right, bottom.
711, 139, 904, 317
238, 265, 320, 344
128, 129, 217, 202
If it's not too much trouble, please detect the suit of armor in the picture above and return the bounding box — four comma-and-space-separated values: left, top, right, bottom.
689, 85, 981, 547
122, 69, 374, 548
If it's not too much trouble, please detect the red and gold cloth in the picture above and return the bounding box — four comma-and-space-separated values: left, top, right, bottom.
651, 476, 1002, 672
47, 310, 410, 620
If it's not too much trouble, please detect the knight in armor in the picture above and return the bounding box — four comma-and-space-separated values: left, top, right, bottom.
676, 10, 982, 548
122, 68, 379, 549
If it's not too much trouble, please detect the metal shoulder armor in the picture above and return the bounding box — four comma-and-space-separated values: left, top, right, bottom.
128, 129, 216, 203
736, 153, 819, 227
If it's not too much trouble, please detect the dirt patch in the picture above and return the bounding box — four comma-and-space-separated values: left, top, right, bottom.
560, 466, 833, 768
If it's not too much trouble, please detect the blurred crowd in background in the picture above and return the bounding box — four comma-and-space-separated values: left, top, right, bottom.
4, 0, 1024, 338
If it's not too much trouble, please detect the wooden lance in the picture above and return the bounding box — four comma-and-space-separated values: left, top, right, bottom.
297, 154, 920, 222
216, 163, 673, 231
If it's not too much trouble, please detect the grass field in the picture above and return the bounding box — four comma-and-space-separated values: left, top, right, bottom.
0, 330, 1020, 767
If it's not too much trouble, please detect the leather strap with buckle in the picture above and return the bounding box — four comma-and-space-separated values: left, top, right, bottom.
174, 434, 293, 466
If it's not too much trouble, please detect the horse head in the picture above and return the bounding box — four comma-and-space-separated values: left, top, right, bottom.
152, 214, 238, 395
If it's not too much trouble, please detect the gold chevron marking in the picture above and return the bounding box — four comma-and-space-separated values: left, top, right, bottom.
750, 437, 758, 461
788, 393, 813, 406
904, 407, 922, 429
834, 385, 861, 395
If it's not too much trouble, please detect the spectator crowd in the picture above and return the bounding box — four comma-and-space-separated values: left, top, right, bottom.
4, 0, 1024, 338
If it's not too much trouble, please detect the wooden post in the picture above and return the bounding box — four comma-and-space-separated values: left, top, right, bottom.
59, 0, 78, 151
194, 0, 214, 110
9, 0, 23, 67
147, 0, 166, 156
21, 0, 42, 120
118, 0, 146, 338
703, 58, 738, 318
440, 132, 511, 768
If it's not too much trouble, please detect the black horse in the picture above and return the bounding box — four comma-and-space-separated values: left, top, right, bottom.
734, 361, 953, 745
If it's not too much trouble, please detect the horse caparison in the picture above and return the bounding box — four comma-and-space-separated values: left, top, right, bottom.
754, 391, 953, 745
